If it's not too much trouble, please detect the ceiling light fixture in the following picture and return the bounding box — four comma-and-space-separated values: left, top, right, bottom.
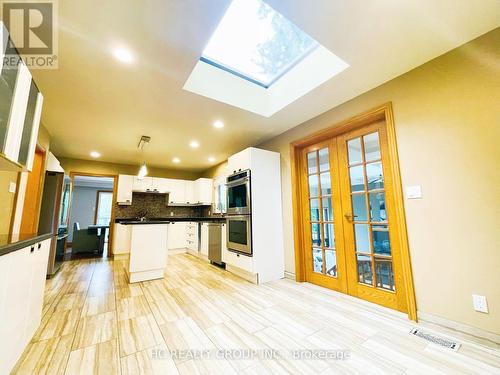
90, 151, 101, 158
213, 120, 224, 129
189, 141, 200, 148
112, 47, 134, 64
208, 156, 216, 163
172, 157, 181, 163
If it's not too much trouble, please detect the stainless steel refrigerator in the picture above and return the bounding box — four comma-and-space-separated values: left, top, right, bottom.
38, 171, 65, 277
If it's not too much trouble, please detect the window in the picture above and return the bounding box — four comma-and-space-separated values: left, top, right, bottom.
201, 0, 318, 88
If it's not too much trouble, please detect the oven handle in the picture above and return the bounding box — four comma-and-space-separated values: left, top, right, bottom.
226, 178, 249, 187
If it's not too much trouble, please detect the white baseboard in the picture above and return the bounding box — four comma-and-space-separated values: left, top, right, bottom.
418, 311, 500, 348
169, 248, 187, 255
284, 271, 295, 280
226, 264, 259, 284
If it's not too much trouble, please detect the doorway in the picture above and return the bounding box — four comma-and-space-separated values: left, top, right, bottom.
66, 173, 117, 259
291, 104, 417, 320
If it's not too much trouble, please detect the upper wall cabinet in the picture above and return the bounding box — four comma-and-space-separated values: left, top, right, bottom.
0, 23, 44, 172
117, 175, 133, 205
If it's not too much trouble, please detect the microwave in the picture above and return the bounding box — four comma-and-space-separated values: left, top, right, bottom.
226, 170, 251, 215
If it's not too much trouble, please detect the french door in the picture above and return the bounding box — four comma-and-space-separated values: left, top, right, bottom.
301, 121, 408, 312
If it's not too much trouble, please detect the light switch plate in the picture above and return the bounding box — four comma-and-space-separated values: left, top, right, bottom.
406, 185, 422, 199
8, 181, 16, 193
472, 294, 488, 313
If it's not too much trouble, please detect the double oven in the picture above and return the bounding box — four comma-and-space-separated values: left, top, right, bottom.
226, 170, 252, 256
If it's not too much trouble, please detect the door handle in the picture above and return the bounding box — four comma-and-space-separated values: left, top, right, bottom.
344, 214, 357, 222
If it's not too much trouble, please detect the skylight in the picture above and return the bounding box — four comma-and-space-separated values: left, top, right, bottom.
201, 0, 319, 88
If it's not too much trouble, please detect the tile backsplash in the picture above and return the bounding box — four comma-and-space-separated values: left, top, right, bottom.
115, 192, 211, 219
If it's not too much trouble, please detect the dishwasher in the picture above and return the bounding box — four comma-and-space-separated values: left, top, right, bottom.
207, 222, 224, 267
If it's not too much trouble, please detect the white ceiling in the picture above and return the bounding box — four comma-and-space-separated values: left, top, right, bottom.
30, 0, 500, 172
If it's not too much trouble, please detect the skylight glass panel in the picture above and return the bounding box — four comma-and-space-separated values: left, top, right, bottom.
201, 0, 319, 88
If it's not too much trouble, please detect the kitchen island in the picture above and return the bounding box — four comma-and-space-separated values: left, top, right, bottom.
118, 221, 169, 283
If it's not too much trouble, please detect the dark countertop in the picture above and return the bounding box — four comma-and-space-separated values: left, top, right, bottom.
116, 217, 227, 225
0, 232, 53, 257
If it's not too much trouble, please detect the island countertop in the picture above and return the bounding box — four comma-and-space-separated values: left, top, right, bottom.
115, 217, 226, 225
0, 233, 53, 257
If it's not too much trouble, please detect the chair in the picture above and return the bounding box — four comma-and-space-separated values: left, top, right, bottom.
72, 222, 101, 254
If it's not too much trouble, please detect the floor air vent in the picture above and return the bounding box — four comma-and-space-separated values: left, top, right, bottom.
410, 328, 461, 351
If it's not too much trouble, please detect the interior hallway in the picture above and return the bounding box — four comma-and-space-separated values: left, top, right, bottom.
12, 254, 500, 375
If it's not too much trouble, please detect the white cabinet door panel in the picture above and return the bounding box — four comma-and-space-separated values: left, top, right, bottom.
117, 175, 133, 205
4, 61, 32, 162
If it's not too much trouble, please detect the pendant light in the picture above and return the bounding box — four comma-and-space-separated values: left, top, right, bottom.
137, 136, 151, 180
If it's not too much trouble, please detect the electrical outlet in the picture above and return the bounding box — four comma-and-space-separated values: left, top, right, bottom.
472, 294, 488, 313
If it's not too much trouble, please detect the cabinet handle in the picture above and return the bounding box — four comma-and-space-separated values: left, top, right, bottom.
30, 246, 34, 253
38, 243, 41, 249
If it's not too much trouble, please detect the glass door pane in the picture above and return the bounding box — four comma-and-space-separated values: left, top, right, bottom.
346, 132, 395, 291
306, 147, 337, 277
96, 191, 113, 225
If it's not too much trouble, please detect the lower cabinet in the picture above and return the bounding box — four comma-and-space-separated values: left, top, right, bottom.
0, 238, 50, 375
167, 222, 187, 250
112, 224, 131, 255
186, 222, 198, 252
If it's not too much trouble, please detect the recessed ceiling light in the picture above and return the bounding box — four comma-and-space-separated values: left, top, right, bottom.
208, 156, 216, 163
213, 120, 224, 129
112, 47, 134, 64
189, 141, 200, 148
172, 157, 181, 163
90, 151, 101, 158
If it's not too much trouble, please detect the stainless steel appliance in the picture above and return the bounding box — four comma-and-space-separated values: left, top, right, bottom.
226, 170, 251, 215
226, 215, 252, 256
208, 223, 224, 266
38, 171, 65, 277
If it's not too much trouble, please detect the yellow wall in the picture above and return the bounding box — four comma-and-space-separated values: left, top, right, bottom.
59, 157, 201, 180
202, 161, 228, 179
258, 29, 500, 335
0, 171, 18, 234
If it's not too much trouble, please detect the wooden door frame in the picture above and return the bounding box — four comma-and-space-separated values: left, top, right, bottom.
16, 144, 46, 235
69, 172, 118, 258
290, 102, 417, 321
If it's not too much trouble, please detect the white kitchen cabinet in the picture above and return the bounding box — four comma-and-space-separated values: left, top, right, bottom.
186, 222, 198, 252
0, 23, 43, 172
128, 224, 168, 283
0, 238, 50, 375
199, 223, 209, 256
152, 177, 170, 194
117, 175, 134, 205
3, 60, 32, 164
194, 178, 213, 205
112, 223, 132, 255
168, 222, 187, 250
224, 147, 284, 284
25, 240, 50, 341
185, 181, 195, 204
133, 176, 153, 192
167, 179, 186, 205
227, 148, 251, 175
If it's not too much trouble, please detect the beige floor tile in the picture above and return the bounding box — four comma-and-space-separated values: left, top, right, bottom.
121, 344, 179, 375
73, 311, 117, 350
65, 339, 119, 375
118, 314, 164, 357
82, 293, 116, 317
12, 334, 73, 375
117, 295, 151, 321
